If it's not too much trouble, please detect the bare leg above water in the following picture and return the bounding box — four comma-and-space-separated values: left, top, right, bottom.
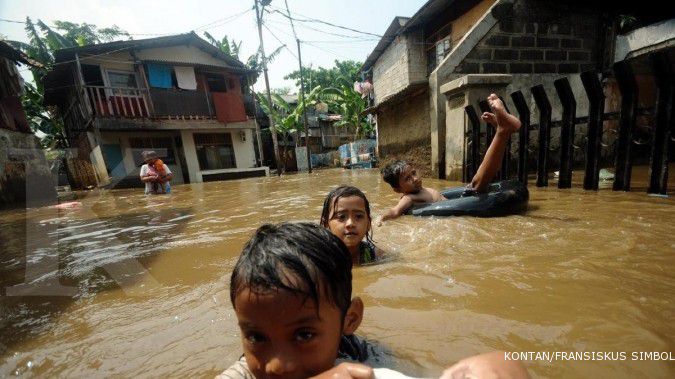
470, 94, 521, 192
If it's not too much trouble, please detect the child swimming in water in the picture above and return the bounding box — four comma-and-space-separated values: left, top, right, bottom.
320, 185, 383, 265
378, 94, 521, 223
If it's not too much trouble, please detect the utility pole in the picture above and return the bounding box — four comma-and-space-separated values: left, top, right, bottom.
285, 0, 312, 173
254, 0, 282, 175
249, 84, 265, 166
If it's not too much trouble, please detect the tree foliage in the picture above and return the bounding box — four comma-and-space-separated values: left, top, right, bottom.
284, 60, 362, 94
256, 86, 323, 140
203, 32, 283, 85
322, 85, 371, 140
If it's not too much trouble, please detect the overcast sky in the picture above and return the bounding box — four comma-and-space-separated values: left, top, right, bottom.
0, 0, 426, 92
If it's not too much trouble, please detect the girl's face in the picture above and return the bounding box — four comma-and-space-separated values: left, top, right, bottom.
327, 196, 370, 253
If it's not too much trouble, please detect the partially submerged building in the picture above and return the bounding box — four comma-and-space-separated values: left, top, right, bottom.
363, 0, 674, 180
43, 32, 268, 189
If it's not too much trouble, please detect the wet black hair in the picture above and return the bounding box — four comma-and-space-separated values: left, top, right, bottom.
320, 185, 374, 244
230, 222, 353, 315
381, 160, 410, 189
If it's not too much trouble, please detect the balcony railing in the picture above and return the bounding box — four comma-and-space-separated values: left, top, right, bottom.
80, 85, 250, 122
149, 88, 213, 117
86, 86, 151, 118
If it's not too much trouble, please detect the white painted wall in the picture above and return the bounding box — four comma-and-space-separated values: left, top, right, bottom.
179, 127, 258, 182
99, 131, 185, 184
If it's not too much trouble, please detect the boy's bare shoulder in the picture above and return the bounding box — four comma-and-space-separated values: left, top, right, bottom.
401, 187, 444, 204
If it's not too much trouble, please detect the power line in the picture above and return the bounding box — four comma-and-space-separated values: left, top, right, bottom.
302, 41, 354, 61
268, 6, 382, 38
303, 39, 379, 43
261, 23, 297, 59
192, 7, 253, 32
0, 18, 168, 37
265, 18, 373, 41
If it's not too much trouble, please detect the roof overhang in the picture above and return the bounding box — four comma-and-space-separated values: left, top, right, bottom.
52, 32, 248, 71
0, 40, 44, 67
363, 80, 428, 114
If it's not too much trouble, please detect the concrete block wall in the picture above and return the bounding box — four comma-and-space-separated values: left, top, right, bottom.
407, 29, 428, 84
373, 34, 417, 103
455, 0, 601, 75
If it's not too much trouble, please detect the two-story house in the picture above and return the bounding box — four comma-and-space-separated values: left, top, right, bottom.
43, 32, 268, 189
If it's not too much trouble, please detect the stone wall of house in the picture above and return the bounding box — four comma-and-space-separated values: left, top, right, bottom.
0, 129, 56, 207
373, 30, 428, 103
454, 0, 602, 75
429, 0, 609, 178
377, 89, 432, 176
407, 29, 428, 85
373, 36, 410, 103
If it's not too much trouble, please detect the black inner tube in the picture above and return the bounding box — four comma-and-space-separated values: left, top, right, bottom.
408, 180, 529, 217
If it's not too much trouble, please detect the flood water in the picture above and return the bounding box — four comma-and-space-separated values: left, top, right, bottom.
1, 167, 674, 378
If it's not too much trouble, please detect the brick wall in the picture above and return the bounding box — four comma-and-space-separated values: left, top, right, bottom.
407, 29, 427, 84
455, 0, 601, 75
373, 29, 428, 103
373, 36, 410, 103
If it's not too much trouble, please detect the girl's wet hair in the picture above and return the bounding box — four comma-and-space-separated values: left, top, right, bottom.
320, 185, 374, 244
230, 222, 353, 314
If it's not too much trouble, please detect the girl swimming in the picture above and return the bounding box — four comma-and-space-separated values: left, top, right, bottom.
320, 185, 382, 265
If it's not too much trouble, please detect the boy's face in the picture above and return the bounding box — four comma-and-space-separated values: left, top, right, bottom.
396, 165, 422, 194
234, 287, 361, 379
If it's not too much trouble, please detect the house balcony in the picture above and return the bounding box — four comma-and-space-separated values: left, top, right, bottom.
78, 85, 252, 124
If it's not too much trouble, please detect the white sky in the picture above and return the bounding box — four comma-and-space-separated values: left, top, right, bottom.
0, 0, 426, 92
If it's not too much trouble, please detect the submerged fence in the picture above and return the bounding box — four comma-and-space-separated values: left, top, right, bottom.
463, 51, 673, 195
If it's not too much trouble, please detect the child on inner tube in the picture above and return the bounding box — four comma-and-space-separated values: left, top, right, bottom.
378, 94, 521, 224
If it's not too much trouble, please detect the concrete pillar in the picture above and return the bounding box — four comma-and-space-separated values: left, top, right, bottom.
179, 130, 201, 183
86, 130, 111, 186
440, 74, 512, 181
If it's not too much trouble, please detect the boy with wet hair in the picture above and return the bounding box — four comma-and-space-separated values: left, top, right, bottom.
378, 94, 521, 223
219, 222, 529, 379
219, 222, 368, 379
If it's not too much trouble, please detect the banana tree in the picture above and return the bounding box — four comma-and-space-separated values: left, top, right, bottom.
256, 92, 298, 173
256, 86, 324, 169
321, 85, 372, 141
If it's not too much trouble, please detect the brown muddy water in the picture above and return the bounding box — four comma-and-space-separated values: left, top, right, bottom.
1, 167, 674, 378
